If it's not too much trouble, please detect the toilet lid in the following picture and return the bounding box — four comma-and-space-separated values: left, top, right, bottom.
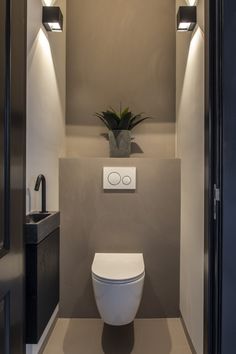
92, 253, 145, 281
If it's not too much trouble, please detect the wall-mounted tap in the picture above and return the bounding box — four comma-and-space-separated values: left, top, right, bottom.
34, 174, 47, 213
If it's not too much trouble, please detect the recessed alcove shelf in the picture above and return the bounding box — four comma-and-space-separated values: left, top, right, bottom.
65, 124, 176, 159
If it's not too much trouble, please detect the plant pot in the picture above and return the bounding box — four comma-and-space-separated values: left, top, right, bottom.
108, 130, 131, 157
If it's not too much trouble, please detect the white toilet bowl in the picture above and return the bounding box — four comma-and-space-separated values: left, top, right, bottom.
92, 253, 145, 326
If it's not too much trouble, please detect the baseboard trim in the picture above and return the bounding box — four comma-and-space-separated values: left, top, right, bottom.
26, 305, 59, 354
180, 314, 197, 354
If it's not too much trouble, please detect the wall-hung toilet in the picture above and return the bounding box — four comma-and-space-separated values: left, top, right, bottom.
92, 253, 145, 326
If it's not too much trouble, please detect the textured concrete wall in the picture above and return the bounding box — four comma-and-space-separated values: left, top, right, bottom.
66, 0, 176, 158
59, 158, 180, 318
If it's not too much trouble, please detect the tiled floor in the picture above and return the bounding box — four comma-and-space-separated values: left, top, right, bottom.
42, 318, 193, 354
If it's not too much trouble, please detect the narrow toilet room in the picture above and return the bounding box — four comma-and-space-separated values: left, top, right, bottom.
25, 0, 204, 353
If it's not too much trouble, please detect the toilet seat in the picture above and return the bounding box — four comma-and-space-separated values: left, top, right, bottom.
92, 253, 145, 282
92, 271, 145, 284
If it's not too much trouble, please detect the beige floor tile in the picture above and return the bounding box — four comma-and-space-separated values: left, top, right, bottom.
43, 318, 193, 354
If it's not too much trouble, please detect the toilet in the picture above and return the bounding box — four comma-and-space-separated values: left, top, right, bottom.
92, 253, 145, 326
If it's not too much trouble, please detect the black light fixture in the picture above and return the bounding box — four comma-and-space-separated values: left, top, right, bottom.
177, 6, 197, 32
42, 6, 63, 32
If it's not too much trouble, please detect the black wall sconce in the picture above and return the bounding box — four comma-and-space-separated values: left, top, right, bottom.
42, 6, 63, 32
177, 6, 197, 32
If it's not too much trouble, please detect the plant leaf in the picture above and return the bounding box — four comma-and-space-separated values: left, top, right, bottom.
97, 116, 111, 130
108, 106, 119, 116
129, 117, 151, 130
130, 113, 144, 123
95, 107, 151, 131
121, 107, 130, 119
118, 112, 132, 129
103, 111, 120, 129
103, 111, 120, 122
95, 112, 119, 130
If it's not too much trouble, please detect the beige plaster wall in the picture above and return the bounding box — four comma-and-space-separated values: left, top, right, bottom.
176, 1, 205, 353
26, 0, 66, 212
66, 0, 176, 158
59, 158, 180, 318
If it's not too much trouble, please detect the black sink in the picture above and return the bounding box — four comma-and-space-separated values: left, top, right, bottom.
25, 212, 60, 343
26, 213, 51, 223
25, 211, 60, 244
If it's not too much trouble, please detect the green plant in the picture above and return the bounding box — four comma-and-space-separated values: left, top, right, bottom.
95, 105, 151, 131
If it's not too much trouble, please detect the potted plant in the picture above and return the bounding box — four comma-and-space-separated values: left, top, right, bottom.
95, 105, 150, 157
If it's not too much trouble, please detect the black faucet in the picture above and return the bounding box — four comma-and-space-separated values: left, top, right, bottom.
34, 174, 47, 213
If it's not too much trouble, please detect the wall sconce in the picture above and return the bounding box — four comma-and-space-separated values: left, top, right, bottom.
42, 6, 63, 32
177, 6, 197, 32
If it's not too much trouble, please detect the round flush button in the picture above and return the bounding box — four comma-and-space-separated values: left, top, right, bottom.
108, 172, 121, 185
122, 176, 132, 185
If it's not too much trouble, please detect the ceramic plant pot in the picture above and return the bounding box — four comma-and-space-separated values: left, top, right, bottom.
108, 130, 131, 157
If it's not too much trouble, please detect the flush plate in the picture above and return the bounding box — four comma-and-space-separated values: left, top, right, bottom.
103, 167, 136, 190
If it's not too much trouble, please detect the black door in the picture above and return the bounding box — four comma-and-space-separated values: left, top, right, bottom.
220, 1, 236, 353
205, 0, 223, 353
206, 0, 236, 353
0, 1, 26, 353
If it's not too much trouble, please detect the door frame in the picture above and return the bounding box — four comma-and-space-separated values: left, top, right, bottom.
0, 0, 27, 353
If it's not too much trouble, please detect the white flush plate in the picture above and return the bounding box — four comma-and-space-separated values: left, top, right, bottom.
103, 167, 136, 190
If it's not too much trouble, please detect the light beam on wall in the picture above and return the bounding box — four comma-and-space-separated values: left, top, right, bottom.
187, 0, 197, 6
38, 29, 52, 57
42, 0, 57, 5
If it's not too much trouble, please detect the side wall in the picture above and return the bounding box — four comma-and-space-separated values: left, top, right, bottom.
176, 1, 205, 353
66, 0, 176, 158
26, 0, 66, 213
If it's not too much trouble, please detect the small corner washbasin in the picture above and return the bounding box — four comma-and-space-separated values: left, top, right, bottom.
26, 212, 51, 224
25, 211, 60, 244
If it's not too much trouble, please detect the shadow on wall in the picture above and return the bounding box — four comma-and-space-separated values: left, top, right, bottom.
137, 273, 173, 318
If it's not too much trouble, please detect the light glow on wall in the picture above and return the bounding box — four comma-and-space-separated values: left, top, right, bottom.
27, 25, 65, 212
42, 0, 57, 6
177, 23, 204, 354
178, 22, 191, 31
187, 0, 198, 5
38, 28, 52, 58
47, 22, 61, 31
